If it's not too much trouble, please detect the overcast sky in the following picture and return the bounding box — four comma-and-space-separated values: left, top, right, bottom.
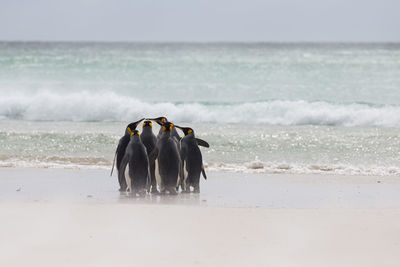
0, 0, 399, 42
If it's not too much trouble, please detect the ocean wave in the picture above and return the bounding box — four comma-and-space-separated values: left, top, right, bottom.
1, 90, 400, 127
1, 156, 399, 176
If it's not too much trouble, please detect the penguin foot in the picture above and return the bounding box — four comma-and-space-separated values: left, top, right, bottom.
137, 190, 147, 197
168, 188, 178, 195
150, 187, 159, 194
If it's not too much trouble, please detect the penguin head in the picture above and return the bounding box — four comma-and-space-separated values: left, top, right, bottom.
126, 118, 145, 134
174, 125, 194, 136
142, 120, 153, 128
161, 121, 174, 132
147, 116, 167, 126
130, 130, 140, 137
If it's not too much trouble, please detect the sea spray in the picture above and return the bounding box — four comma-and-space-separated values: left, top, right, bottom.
1, 90, 400, 127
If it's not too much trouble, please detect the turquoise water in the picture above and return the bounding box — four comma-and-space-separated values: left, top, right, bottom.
1, 42, 400, 175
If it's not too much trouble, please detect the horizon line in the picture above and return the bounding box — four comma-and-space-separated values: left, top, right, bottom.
1, 40, 400, 44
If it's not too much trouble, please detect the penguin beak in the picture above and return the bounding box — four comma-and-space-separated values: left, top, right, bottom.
147, 117, 165, 126
174, 125, 186, 135
174, 126, 186, 134
133, 118, 145, 127
174, 126, 192, 135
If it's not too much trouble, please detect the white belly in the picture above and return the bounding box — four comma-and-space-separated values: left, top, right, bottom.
183, 161, 188, 181
155, 160, 162, 190
124, 163, 132, 192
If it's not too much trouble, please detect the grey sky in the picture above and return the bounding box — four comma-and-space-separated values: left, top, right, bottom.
0, 0, 399, 42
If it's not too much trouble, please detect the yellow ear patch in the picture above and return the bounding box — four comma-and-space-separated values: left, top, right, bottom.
162, 126, 166, 132
188, 129, 193, 134
161, 118, 166, 123
130, 132, 134, 136
169, 124, 174, 131
127, 127, 132, 133
149, 122, 152, 127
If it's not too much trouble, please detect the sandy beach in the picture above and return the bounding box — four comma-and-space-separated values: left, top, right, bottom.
1, 168, 400, 266
1, 5, 399, 266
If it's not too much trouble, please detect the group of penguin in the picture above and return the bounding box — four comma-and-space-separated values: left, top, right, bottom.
110, 116, 209, 196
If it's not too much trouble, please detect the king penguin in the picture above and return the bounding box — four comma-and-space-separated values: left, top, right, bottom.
140, 120, 158, 193
118, 129, 149, 196
150, 121, 181, 195
175, 125, 207, 193
110, 118, 144, 191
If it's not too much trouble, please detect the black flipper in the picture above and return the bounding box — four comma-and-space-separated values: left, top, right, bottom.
110, 149, 117, 176
118, 154, 129, 191
201, 165, 207, 180
148, 147, 159, 164
196, 138, 210, 148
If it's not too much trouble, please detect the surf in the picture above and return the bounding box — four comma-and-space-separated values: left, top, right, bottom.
1, 90, 400, 127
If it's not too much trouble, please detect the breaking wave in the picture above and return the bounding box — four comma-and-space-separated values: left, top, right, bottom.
1, 90, 400, 127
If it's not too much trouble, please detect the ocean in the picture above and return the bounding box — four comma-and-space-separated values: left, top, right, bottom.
1, 42, 400, 175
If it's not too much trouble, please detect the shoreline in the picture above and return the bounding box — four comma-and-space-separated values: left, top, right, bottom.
2, 159, 400, 177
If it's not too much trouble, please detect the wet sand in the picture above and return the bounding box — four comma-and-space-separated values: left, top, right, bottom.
1, 168, 400, 208
1, 168, 400, 266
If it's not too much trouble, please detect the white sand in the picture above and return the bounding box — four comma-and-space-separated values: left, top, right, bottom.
1, 203, 399, 267
1, 168, 400, 266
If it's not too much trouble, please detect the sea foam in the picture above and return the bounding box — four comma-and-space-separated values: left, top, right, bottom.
1, 90, 400, 127
1, 155, 399, 177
